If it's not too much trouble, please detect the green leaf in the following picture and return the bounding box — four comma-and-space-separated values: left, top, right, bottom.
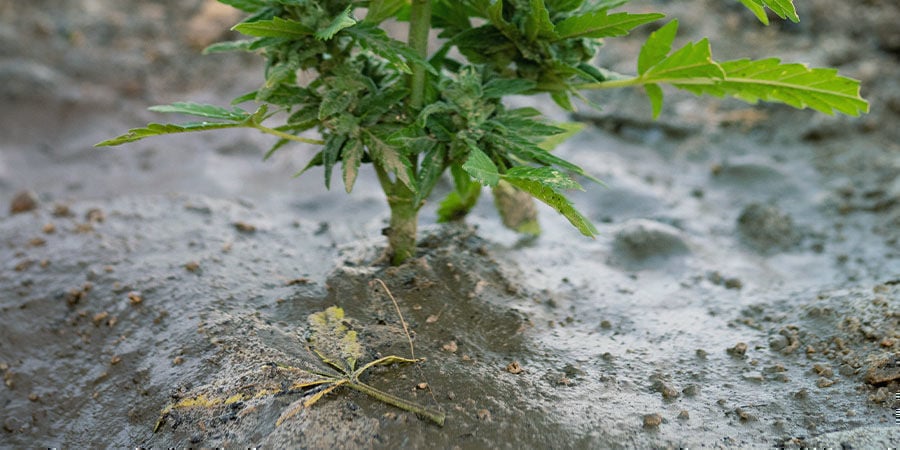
503, 166, 583, 191
550, 90, 575, 112
462, 146, 500, 187
202, 39, 256, 54
95, 122, 242, 146
645, 84, 664, 119
545, 0, 586, 12
263, 138, 291, 161
554, 11, 664, 40
294, 151, 324, 178
217, 0, 267, 13
413, 141, 446, 204
319, 89, 355, 120
638, 20, 678, 75
503, 174, 597, 237
537, 122, 585, 151
233, 17, 315, 38
341, 139, 365, 193
365, 0, 407, 24
740, 0, 799, 23
308, 306, 363, 372
365, 130, 415, 190
738, 0, 769, 25
344, 24, 434, 75
706, 58, 869, 116
524, 0, 558, 42
316, 6, 357, 40
148, 102, 250, 121
322, 134, 348, 189
482, 78, 537, 98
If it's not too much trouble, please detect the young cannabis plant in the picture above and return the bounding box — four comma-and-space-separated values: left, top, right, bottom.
97, 0, 868, 265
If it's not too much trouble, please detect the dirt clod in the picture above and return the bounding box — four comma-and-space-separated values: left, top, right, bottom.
506, 361, 523, 374
9, 190, 39, 214
643, 413, 663, 428
727, 342, 748, 357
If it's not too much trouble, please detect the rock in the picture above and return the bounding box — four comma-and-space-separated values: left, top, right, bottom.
613, 219, 690, 262
9, 190, 38, 214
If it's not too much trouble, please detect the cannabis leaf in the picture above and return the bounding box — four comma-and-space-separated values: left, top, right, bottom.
502, 167, 597, 238
316, 6, 357, 41
554, 10, 664, 40
232, 16, 315, 38
738, 0, 799, 25
581, 20, 868, 118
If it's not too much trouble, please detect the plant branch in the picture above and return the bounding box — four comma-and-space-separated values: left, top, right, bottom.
251, 123, 325, 145
407, 0, 432, 110
347, 380, 445, 426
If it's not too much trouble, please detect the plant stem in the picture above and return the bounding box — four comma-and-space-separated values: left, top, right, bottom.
347, 380, 445, 426
407, 0, 432, 109
374, 164, 419, 265
251, 123, 325, 145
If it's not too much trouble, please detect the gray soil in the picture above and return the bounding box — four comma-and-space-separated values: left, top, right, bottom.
1, 0, 899, 448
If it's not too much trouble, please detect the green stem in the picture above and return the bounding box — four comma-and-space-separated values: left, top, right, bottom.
374, 164, 420, 265
251, 123, 325, 145
407, 0, 432, 110
347, 380, 445, 426
574, 77, 642, 91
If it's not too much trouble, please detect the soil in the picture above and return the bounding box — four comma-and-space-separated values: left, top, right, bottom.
1, 0, 899, 448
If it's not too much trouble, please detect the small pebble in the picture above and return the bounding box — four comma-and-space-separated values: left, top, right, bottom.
677, 410, 690, 420
506, 361, 523, 374
816, 377, 835, 388
85, 208, 105, 223
184, 261, 200, 272
233, 221, 256, 233
727, 342, 748, 357
642, 413, 663, 428
128, 291, 143, 305
172, 356, 184, 366
476, 409, 491, 422
442, 341, 458, 353
42, 223, 56, 234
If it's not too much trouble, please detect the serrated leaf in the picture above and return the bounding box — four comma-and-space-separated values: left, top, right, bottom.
482, 78, 537, 98
462, 146, 500, 187
233, 17, 314, 38
645, 84, 664, 119
365, 0, 407, 24
365, 130, 415, 190
503, 175, 597, 237
341, 139, 364, 193
708, 58, 868, 116
263, 138, 291, 161
413, 141, 446, 204
294, 151, 324, 178
95, 122, 242, 146
740, 0, 798, 23
202, 39, 257, 54
545, 0, 587, 12
316, 6, 357, 40
322, 134, 348, 190
318, 89, 355, 120
642, 38, 724, 82
638, 20, 678, 75
308, 306, 362, 372
550, 90, 575, 112
148, 102, 251, 121
345, 24, 436, 75
524, 0, 558, 42
217, 0, 267, 13
503, 166, 582, 191
738, 0, 769, 25
554, 11, 664, 40
537, 122, 584, 151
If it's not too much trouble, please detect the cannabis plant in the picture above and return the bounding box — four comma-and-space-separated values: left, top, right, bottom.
98, 0, 868, 265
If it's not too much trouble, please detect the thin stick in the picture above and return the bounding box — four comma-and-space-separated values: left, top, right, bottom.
374, 278, 415, 359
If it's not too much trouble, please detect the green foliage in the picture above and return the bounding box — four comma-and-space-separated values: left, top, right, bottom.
98, 0, 867, 264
